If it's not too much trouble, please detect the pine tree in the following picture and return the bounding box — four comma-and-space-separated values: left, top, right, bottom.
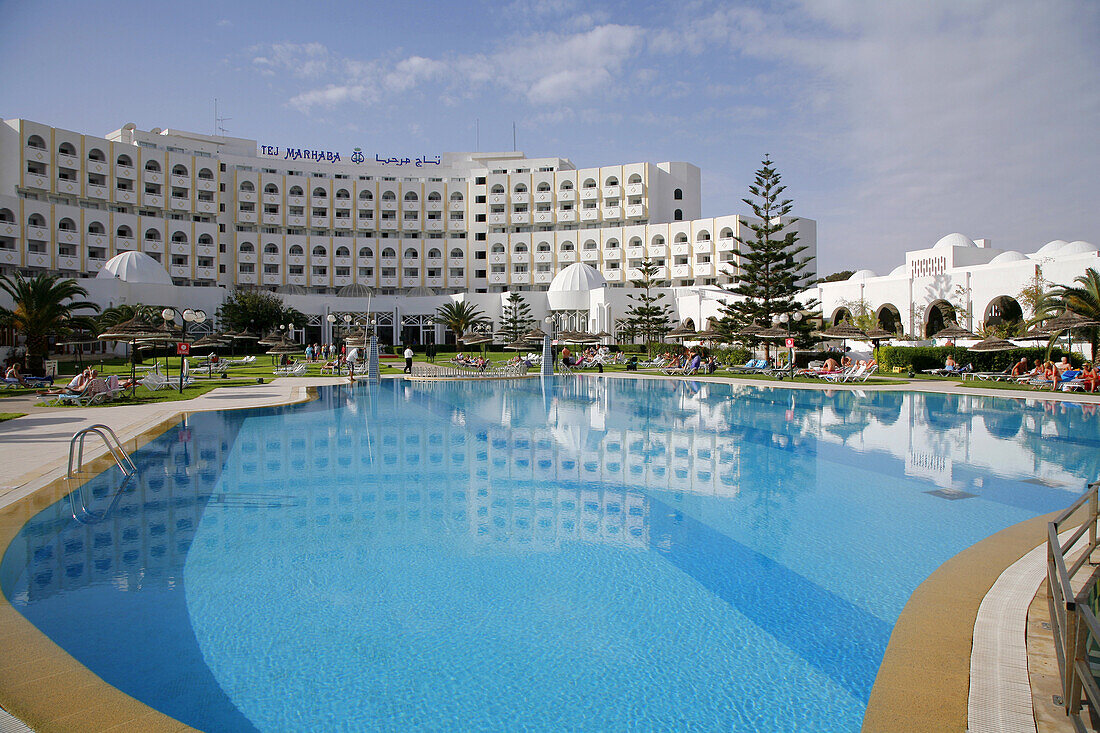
623, 259, 673, 354
498, 291, 534, 343
718, 156, 818, 355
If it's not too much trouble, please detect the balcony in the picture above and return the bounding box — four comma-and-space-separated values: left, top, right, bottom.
116, 190, 137, 204
717, 237, 736, 251
426, 276, 444, 288
380, 257, 398, 268
512, 252, 530, 264
534, 251, 553, 263
25, 225, 49, 241
23, 174, 48, 190
603, 270, 623, 282
196, 266, 217, 280
535, 271, 553, 284
86, 233, 108, 248
694, 240, 713, 253
335, 198, 353, 209
424, 219, 444, 231
24, 145, 48, 162
580, 188, 599, 201
310, 273, 329, 286
170, 264, 191, 278
287, 195, 305, 206
310, 216, 329, 228
603, 206, 621, 219
380, 200, 398, 211
167, 241, 189, 256
238, 190, 257, 203
448, 198, 465, 210
580, 209, 599, 222
196, 177, 215, 191
557, 190, 576, 202
625, 183, 644, 196
626, 247, 645, 259
580, 249, 599, 262
402, 201, 419, 212
648, 244, 668, 257
510, 213, 530, 225
334, 275, 353, 287
26, 253, 49, 268
57, 229, 79, 246
197, 243, 216, 258
56, 153, 79, 170
380, 219, 399, 231
534, 191, 553, 203
671, 243, 690, 256
425, 201, 443, 212
488, 193, 506, 205
489, 273, 506, 284
557, 210, 577, 223
603, 185, 621, 198
511, 272, 531, 284
170, 196, 191, 211
484, 213, 504, 225
58, 256, 80, 270
511, 193, 530, 205
287, 215, 306, 227
334, 218, 353, 230
87, 258, 106, 273
653, 266, 669, 279
489, 253, 507, 265
311, 255, 330, 266
237, 272, 258, 284
262, 272, 283, 285
401, 218, 420, 230
238, 211, 258, 224
334, 256, 352, 267
171, 175, 189, 188
143, 238, 164, 253
426, 256, 444, 267
380, 277, 398, 288
262, 193, 280, 205
261, 252, 281, 265
672, 265, 692, 278
626, 204, 647, 219
116, 164, 136, 179
0, 222, 14, 238
558, 250, 577, 263
532, 212, 552, 224
284, 273, 305, 286
143, 194, 164, 208
56, 178, 79, 195
142, 170, 164, 184
695, 263, 714, 276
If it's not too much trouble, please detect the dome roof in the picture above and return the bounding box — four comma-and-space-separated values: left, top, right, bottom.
847, 269, 877, 281
548, 263, 607, 292
276, 283, 306, 295
888, 265, 907, 276
338, 283, 375, 297
1059, 240, 1098, 255
96, 251, 173, 285
406, 286, 437, 297
932, 233, 975, 250
990, 250, 1027, 263
1034, 239, 1069, 256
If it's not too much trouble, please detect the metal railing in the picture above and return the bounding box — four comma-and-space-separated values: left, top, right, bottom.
1047, 480, 1100, 730
410, 362, 529, 379
68, 424, 137, 479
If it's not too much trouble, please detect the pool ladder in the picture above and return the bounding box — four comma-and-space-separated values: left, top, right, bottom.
68, 424, 137, 479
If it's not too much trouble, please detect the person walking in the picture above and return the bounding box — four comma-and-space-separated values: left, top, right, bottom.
404, 345, 414, 374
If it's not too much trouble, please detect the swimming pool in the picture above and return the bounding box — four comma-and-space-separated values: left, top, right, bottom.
2, 378, 1096, 731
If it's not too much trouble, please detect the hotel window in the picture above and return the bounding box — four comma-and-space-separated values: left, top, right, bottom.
312, 266, 327, 276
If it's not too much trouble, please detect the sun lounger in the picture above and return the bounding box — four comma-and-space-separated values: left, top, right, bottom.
273, 362, 307, 376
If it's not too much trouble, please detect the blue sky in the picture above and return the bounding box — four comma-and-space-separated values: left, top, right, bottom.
1, 0, 1098, 274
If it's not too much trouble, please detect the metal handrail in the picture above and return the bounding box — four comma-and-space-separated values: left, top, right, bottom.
1046, 480, 1100, 727
67, 424, 137, 479
410, 362, 529, 379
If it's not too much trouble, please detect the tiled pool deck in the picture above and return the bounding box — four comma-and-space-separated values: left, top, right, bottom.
0, 374, 1092, 731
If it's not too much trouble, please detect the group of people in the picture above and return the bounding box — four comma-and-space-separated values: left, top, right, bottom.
452, 353, 490, 370
1010, 356, 1100, 392
304, 343, 337, 362
655, 348, 720, 375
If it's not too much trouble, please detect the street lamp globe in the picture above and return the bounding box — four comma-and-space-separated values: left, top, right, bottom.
326, 314, 336, 324
161, 307, 174, 322
779, 313, 790, 324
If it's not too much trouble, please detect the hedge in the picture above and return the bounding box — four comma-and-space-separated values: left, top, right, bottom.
876, 345, 1081, 373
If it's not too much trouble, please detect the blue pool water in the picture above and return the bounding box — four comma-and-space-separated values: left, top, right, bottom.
3, 378, 1098, 731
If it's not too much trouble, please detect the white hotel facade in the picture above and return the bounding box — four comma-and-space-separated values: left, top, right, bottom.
0, 117, 817, 347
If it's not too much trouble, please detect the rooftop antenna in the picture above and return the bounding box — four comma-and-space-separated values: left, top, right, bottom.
475, 118, 480, 152
213, 98, 231, 137
512, 121, 516, 152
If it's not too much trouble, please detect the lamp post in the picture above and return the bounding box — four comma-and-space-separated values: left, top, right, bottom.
773, 311, 803, 377
162, 307, 206, 392
541, 316, 554, 377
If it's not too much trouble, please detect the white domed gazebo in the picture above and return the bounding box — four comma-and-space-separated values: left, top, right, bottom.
546, 263, 609, 332
96, 251, 173, 285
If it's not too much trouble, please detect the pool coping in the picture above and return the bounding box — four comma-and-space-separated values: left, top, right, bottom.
0, 373, 1090, 731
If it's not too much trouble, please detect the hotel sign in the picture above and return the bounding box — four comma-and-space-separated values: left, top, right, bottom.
259, 145, 442, 167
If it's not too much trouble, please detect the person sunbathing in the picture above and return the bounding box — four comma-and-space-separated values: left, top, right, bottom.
1041, 361, 1060, 390
1011, 357, 1029, 378
822, 358, 841, 371
40, 368, 94, 395
4, 363, 27, 386
1077, 364, 1100, 393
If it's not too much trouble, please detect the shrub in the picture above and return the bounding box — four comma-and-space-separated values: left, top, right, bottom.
876, 345, 1080, 373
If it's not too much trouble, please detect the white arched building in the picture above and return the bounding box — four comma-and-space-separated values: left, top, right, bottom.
807, 233, 1100, 339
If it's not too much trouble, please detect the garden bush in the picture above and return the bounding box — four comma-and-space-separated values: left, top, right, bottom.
877, 345, 1080, 373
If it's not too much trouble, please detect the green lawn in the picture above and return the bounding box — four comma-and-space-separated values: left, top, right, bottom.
0, 412, 26, 422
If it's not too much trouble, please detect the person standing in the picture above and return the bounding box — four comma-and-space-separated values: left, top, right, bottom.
404, 345, 414, 374
427, 342, 436, 363
346, 346, 359, 376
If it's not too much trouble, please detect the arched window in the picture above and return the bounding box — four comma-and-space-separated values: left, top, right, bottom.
449, 192, 463, 202
673, 188, 683, 200
359, 190, 373, 201
381, 191, 396, 201
404, 248, 419, 259
335, 246, 350, 257
674, 209, 683, 221
628, 237, 641, 247
560, 181, 574, 191
450, 248, 464, 258
536, 182, 551, 192
197, 167, 213, 180
359, 247, 374, 257
0, 209, 14, 223
143, 228, 160, 241
264, 243, 278, 254
491, 244, 505, 254
674, 233, 688, 243
404, 191, 418, 202
198, 234, 213, 245
116, 225, 132, 238
719, 227, 733, 239
26, 135, 45, 150
583, 239, 598, 250
289, 245, 304, 256
171, 231, 188, 243
57, 218, 76, 231
560, 241, 575, 251
427, 192, 441, 201
117, 154, 133, 167
88, 148, 106, 162
582, 178, 596, 189
87, 222, 105, 235
605, 176, 618, 186
289, 186, 304, 196
536, 242, 551, 252
628, 173, 642, 184
27, 213, 45, 228
514, 183, 528, 193
381, 247, 396, 258
696, 231, 711, 242
490, 184, 505, 194
514, 243, 528, 253
605, 239, 619, 249
239, 242, 255, 253
312, 246, 327, 257
145, 160, 161, 172
58, 142, 76, 156
172, 164, 188, 176
651, 235, 665, 246
312, 186, 326, 198
264, 183, 279, 195
336, 189, 350, 199
427, 248, 441, 258
240, 181, 255, 192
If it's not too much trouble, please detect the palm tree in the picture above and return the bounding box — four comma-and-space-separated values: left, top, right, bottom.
433, 301, 491, 341
1051, 268, 1100, 359
95, 303, 166, 333
0, 273, 99, 373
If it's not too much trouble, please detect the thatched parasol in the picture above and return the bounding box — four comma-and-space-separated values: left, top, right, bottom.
257, 331, 283, 346
754, 326, 791, 340
665, 326, 696, 340
736, 323, 764, 337
967, 336, 1017, 352
265, 336, 301, 355
98, 315, 173, 394
504, 341, 529, 351
818, 323, 869, 340
932, 322, 977, 340
595, 330, 613, 339
1042, 310, 1100, 332
525, 327, 547, 341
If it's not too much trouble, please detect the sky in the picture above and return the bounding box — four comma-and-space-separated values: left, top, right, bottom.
1, 0, 1098, 275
